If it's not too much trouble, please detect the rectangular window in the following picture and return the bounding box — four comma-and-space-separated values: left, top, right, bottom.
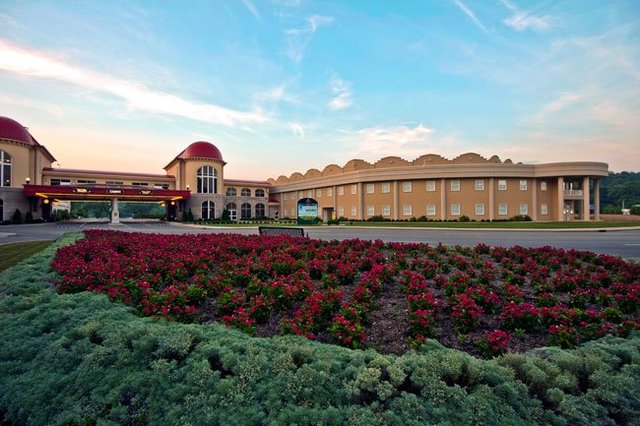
540, 204, 548, 215
381, 182, 391, 193
451, 204, 461, 216
403, 204, 412, 216
498, 180, 507, 191
403, 181, 412, 192
351, 206, 357, 216
520, 180, 528, 191
316, 189, 322, 198
338, 186, 344, 196
77, 180, 96, 184
351, 184, 358, 195
327, 187, 333, 197
475, 203, 485, 215
367, 205, 375, 216
338, 207, 344, 217
106, 180, 123, 185
426, 180, 436, 192
154, 183, 170, 189
520, 203, 528, 215
450, 180, 461, 192
426, 204, 436, 216
284, 193, 288, 201
366, 183, 375, 194
540, 181, 547, 191
475, 179, 484, 191
50, 179, 71, 186
499, 203, 508, 216
132, 182, 149, 186
307, 190, 313, 198
382, 205, 391, 216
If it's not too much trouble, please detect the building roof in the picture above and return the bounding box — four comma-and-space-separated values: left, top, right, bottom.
42, 167, 173, 180
164, 141, 224, 170
0, 116, 36, 145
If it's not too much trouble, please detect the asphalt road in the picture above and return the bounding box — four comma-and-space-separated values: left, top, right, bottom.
1, 221, 639, 260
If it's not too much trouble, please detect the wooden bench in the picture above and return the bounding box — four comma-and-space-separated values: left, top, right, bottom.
258, 226, 306, 237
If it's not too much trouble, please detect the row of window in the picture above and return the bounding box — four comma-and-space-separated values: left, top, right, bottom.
201, 201, 266, 220
225, 187, 266, 197
282, 180, 549, 200
49, 178, 170, 189
320, 203, 549, 218
1, 151, 12, 187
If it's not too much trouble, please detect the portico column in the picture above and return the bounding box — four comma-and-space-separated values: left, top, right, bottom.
111, 198, 120, 224
358, 182, 364, 220
440, 178, 446, 221
332, 185, 337, 219
557, 177, 564, 221
582, 177, 590, 221
393, 181, 399, 220
531, 179, 538, 221
594, 179, 601, 220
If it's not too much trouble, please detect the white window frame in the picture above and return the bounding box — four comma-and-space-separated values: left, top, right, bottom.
338, 186, 344, 196
403, 204, 412, 216
475, 179, 484, 191
498, 180, 507, 191
367, 205, 375, 216
540, 181, 548, 191
316, 189, 322, 198
475, 203, 485, 216
381, 205, 391, 216
451, 204, 461, 216
351, 184, 358, 195
327, 187, 333, 197
338, 207, 344, 216
540, 204, 548, 215
381, 182, 391, 193
450, 180, 461, 192
366, 183, 375, 194
499, 203, 508, 216
351, 206, 357, 216
426, 180, 436, 192
307, 190, 313, 198
284, 193, 288, 201
426, 204, 436, 216
519, 180, 528, 191
402, 182, 412, 193
520, 203, 528, 215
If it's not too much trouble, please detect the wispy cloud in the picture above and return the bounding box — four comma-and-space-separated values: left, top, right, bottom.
254, 79, 300, 104
242, 0, 261, 20
501, 0, 553, 32
289, 122, 305, 137
284, 15, 333, 63
452, 0, 490, 35
346, 124, 439, 160
328, 74, 353, 110
0, 39, 267, 126
529, 91, 582, 122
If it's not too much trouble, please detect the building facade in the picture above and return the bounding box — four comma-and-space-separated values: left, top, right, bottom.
1, 115, 608, 223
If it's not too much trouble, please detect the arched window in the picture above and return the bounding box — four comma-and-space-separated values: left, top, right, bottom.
1, 151, 12, 187
255, 188, 265, 197
201, 200, 215, 220
241, 188, 251, 197
197, 166, 217, 194
241, 202, 251, 219
255, 203, 265, 218
226, 187, 237, 196
226, 203, 237, 221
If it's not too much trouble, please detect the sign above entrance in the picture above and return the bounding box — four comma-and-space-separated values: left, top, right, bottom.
297, 197, 318, 225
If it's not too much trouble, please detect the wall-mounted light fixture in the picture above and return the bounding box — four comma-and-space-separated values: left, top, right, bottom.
25, 177, 31, 185
43, 199, 50, 204
186, 185, 190, 191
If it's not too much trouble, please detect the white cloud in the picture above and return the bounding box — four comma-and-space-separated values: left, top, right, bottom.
289, 122, 305, 137
452, 0, 490, 35
242, 0, 261, 20
501, 0, 553, 32
347, 124, 437, 160
0, 39, 267, 127
328, 75, 353, 110
284, 15, 333, 63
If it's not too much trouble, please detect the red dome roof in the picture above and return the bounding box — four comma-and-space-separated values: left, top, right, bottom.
178, 141, 223, 161
0, 116, 36, 145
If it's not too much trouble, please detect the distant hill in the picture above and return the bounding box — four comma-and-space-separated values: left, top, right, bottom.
600, 171, 640, 213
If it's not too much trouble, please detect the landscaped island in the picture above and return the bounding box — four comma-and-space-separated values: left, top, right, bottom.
0, 231, 638, 424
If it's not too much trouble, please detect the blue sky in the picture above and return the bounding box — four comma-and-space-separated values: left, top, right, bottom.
0, 1, 639, 179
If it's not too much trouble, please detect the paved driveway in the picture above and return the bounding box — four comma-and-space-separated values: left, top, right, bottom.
1, 221, 639, 260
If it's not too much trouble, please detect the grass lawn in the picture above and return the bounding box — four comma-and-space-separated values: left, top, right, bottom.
0, 240, 53, 272
341, 220, 640, 229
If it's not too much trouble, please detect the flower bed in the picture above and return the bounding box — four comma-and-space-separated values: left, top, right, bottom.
52, 230, 639, 356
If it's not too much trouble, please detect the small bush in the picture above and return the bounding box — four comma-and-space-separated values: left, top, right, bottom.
11, 208, 22, 224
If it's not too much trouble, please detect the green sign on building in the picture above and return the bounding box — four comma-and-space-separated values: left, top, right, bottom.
297, 198, 318, 225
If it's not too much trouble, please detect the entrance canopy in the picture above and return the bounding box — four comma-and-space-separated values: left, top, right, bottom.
23, 184, 191, 202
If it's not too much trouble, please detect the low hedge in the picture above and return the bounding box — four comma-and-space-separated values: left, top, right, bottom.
0, 234, 639, 425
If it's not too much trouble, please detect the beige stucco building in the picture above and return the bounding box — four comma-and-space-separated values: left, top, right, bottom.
1, 115, 608, 223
